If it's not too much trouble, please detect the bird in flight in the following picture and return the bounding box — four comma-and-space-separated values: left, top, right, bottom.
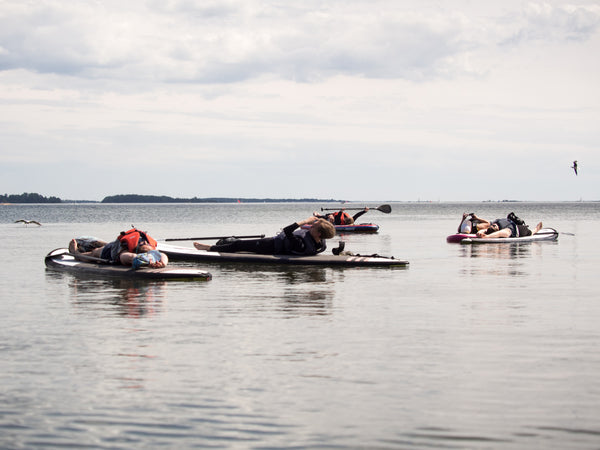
572, 160, 578, 175
15, 219, 42, 226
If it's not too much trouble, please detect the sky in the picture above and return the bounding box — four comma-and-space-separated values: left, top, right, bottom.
1, 0, 598, 202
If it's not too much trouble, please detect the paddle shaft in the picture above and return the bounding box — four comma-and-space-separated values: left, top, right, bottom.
66, 252, 111, 264
165, 234, 266, 242
321, 204, 391, 213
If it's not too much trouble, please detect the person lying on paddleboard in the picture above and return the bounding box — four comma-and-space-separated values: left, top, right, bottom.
193, 217, 336, 255
476, 217, 543, 239
313, 207, 369, 225
69, 229, 168, 268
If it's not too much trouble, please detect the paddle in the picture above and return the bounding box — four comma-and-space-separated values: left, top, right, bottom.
65, 252, 111, 264
321, 204, 392, 214
164, 234, 266, 242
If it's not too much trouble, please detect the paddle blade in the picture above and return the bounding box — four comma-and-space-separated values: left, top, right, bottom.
377, 204, 392, 214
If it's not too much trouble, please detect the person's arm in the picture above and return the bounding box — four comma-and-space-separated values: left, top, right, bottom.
119, 251, 136, 266
150, 252, 168, 268
283, 217, 318, 237
471, 214, 489, 225
352, 208, 369, 221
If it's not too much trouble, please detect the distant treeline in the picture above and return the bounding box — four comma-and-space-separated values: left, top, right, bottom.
1, 192, 61, 203
101, 194, 343, 203
1, 192, 344, 204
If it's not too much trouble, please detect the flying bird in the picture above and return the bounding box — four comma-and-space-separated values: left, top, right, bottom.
15, 219, 42, 226
572, 160, 578, 175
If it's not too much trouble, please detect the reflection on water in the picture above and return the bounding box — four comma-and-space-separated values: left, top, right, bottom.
217, 265, 338, 317
45, 270, 167, 318
456, 242, 559, 277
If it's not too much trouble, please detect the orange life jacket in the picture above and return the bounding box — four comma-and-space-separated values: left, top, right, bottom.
332, 211, 352, 225
117, 228, 157, 252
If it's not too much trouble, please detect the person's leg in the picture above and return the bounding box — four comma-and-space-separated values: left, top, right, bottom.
195, 238, 275, 254
482, 228, 512, 239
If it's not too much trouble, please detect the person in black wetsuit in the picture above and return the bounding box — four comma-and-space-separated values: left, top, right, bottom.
193, 216, 336, 256
313, 207, 369, 225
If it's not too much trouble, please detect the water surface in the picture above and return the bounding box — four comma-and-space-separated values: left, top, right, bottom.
1, 202, 599, 448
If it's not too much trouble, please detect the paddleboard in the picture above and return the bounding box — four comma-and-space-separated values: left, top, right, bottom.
45, 248, 212, 280
157, 243, 407, 267
301, 223, 380, 233
459, 228, 559, 244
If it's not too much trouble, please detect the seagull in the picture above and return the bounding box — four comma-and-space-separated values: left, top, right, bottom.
572, 160, 578, 175
15, 219, 42, 226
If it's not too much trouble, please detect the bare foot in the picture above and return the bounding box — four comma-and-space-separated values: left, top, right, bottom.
533, 222, 543, 234
69, 239, 79, 253
193, 242, 211, 251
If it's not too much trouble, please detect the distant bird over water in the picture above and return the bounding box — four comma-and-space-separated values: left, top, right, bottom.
15, 219, 42, 226
572, 160, 578, 175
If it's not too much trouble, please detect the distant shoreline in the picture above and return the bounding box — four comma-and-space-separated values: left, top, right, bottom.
1, 193, 597, 204
0, 193, 347, 204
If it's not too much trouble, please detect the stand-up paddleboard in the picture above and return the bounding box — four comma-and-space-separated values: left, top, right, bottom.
157, 243, 407, 267
45, 248, 212, 280
301, 223, 380, 233
459, 228, 559, 244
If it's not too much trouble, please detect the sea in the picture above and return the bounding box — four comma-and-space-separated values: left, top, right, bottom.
1, 201, 599, 449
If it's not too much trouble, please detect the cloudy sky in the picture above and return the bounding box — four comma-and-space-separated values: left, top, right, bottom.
1, 0, 598, 201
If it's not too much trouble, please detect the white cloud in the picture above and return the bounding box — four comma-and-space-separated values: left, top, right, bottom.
0, 0, 599, 201
6, 0, 597, 84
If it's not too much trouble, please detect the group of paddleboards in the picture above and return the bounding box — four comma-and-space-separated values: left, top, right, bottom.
44, 207, 562, 281
44, 205, 406, 280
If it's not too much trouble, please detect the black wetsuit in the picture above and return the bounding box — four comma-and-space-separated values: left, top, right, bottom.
209, 223, 326, 255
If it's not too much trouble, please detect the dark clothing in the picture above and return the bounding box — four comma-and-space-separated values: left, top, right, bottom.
210, 237, 276, 254
516, 224, 532, 237
492, 218, 517, 237
210, 222, 326, 256
273, 223, 325, 255
100, 240, 124, 263
492, 218, 534, 237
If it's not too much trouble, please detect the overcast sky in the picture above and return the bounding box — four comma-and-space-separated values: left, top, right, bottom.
1, 0, 598, 201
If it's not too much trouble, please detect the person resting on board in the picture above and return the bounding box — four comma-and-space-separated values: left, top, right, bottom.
457, 212, 494, 234
313, 207, 369, 225
476, 216, 543, 239
68, 229, 168, 268
193, 216, 336, 256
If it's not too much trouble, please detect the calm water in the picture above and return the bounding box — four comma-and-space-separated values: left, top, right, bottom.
1, 201, 599, 449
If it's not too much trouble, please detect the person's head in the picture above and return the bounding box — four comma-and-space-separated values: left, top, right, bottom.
137, 243, 156, 253
486, 223, 500, 234
325, 214, 335, 224
311, 218, 336, 240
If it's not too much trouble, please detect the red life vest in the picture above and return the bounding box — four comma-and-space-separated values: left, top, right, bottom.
332, 211, 352, 225
117, 228, 157, 252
